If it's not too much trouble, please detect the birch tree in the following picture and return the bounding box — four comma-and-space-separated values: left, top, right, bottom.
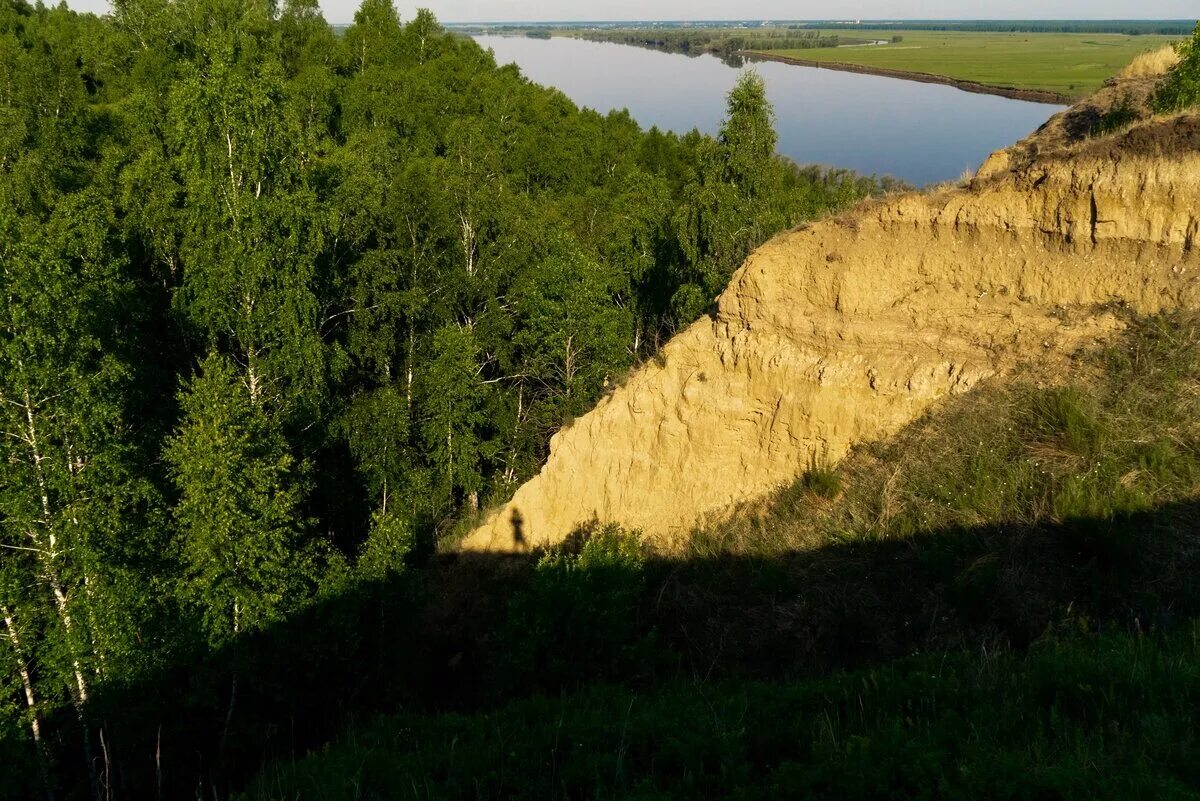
164, 353, 318, 645
0, 187, 150, 801
166, 6, 330, 421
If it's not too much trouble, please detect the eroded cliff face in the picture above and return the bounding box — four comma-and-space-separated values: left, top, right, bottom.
462, 111, 1200, 552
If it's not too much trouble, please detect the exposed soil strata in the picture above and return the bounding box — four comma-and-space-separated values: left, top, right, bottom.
462, 110, 1200, 553
741, 51, 1073, 104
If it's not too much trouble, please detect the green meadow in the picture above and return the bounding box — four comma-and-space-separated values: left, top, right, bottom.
761, 30, 1182, 97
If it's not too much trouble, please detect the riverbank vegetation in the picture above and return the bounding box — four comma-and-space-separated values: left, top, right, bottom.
0, 1, 895, 798
1154, 23, 1200, 112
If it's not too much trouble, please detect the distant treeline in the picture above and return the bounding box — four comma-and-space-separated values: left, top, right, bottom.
571, 28, 860, 58
458, 20, 1196, 38
788, 20, 1196, 36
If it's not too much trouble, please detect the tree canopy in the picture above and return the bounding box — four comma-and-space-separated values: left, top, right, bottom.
0, 3, 891, 798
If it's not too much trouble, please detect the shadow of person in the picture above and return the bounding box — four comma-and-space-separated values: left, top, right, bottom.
510, 508, 526, 550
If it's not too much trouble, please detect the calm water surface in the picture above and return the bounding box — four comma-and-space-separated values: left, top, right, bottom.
475, 35, 1065, 186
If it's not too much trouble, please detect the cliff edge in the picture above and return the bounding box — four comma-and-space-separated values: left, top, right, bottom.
463, 92, 1200, 552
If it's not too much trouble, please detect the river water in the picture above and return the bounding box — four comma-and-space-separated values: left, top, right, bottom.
474, 35, 1065, 186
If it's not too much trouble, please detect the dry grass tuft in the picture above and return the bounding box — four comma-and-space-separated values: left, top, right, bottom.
1118, 46, 1181, 79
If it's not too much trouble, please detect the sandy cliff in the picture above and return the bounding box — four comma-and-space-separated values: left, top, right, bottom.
463, 102, 1200, 552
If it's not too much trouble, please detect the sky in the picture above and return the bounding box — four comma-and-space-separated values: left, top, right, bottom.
64, 1, 1199, 25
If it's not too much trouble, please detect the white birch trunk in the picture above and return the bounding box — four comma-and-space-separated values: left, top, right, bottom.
17, 376, 100, 801
1, 606, 54, 801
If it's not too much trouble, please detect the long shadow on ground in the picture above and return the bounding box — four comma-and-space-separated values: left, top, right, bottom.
11, 497, 1199, 800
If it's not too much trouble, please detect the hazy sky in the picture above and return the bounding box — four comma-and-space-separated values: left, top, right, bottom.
64, 1, 1199, 25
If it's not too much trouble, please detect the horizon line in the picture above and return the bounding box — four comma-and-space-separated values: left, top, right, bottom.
435, 17, 1196, 24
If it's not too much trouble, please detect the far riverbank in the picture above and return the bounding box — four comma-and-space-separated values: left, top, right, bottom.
743, 51, 1072, 104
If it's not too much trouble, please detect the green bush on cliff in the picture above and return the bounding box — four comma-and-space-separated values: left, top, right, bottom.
1089, 93, 1139, 136
1153, 22, 1200, 112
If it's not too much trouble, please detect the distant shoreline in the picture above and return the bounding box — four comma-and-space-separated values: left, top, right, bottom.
741, 51, 1073, 105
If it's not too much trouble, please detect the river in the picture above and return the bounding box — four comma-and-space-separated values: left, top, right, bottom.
474, 35, 1066, 186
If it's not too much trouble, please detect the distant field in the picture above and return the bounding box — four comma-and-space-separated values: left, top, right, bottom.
757, 30, 1182, 97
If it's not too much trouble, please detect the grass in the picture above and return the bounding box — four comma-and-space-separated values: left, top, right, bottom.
756, 30, 1183, 97
801, 456, 843, 499
242, 626, 1200, 800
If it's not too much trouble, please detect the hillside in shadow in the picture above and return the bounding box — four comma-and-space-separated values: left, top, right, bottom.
9, 494, 1198, 800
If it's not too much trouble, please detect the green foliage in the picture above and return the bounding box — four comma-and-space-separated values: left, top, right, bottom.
504, 235, 633, 440
165, 353, 322, 643
422, 324, 487, 508
166, 31, 331, 418
342, 384, 416, 503
356, 508, 415, 579
0, 1, 906, 796
344, 0, 403, 72
0, 127, 164, 799
720, 72, 779, 198
1089, 93, 1140, 137
1153, 22, 1200, 113
673, 72, 792, 308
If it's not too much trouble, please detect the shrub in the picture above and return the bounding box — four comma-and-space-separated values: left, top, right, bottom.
496, 525, 655, 691
1153, 22, 1200, 113
1089, 94, 1140, 137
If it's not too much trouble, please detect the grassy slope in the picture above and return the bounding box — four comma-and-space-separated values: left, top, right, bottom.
246, 630, 1200, 801
694, 313, 1200, 557
758, 30, 1181, 96
241, 313, 1200, 800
